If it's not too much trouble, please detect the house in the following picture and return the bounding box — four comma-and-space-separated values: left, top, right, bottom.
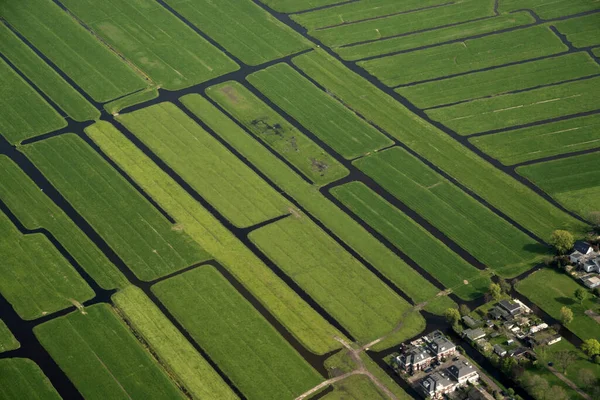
582, 258, 600, 273
419, 371, 455, 399
582, 275, 600, 289
493, 344, 507, 357
462, 328, 486, 341
570, 241, 596, 264
514, 299, 531, 314
425, 331, 457, 360
447, 361, 479, 385
395, 346, 434, 372
529, 323, 548, 334
488, 306, 508, 320
462, 315, 482, 329
498, 299, 522, 316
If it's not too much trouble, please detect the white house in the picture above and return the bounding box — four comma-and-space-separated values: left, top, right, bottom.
582, 258, 600, 273
570, 241, 595, 264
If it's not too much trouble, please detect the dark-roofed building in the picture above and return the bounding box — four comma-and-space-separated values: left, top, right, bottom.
428, 336, 456, 360
462, 328, 486, 341
395, 346, 434, 373
462, 315, 482, 329
574, 241, 593, 255
419, 371, 455, 399
447, 361, 479, 385
498, 300, 522, 316
493, 344, 507, 357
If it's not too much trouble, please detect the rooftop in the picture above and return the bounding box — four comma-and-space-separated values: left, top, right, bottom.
447, 361, 477, 380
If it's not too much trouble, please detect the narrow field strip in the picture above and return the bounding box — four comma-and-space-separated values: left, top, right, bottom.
60, 0, 238, 90
104, 87, 159, 115
555, 13, 600, 48
112, 286, 238, 400
0, 358, 61, 400
517, 152, 600, 219
398, 52, 600, 109
88, 120, 342, 355
260, 0, 348, 13
153, 266, 323, 400
294, 50, 588, 238
0, 210, 94, 320
0, 320, 19, 353
182, 94, 455, 315
0, 156, 127, 289
161, 0, 310, 65
0, 23, 99, 122
35, 304, 184, 399
428, 76, 600, 135
499, 0, 600, 19
322, 374, 389, 400
23, 134, 208, 282
470, 114, 600, 165
332, 182, 491, 300
248, 63, 393, 159
360, 25, 567, 87
207, 81, 349, 186
116, 103, 290, 228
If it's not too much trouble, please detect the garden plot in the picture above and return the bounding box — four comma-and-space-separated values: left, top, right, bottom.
0, 358, 61, 400
555, 13, 600, 48
0, 320, 19, 353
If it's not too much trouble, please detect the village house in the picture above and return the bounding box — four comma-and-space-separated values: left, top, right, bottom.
418, 361, 480, 399
462, 328, 486, 341
582, 258, 600, 273
395, 346, 434, 373
426, 333, 456, 360
498, 299, 522, 317
447, 361, 479, 385
570, 241, 595, 264
582, 275, 600, 289
395, 332, 457, 373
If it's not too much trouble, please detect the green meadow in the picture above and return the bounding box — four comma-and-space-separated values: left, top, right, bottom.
500, 0, 600, 19
261, 0, 342, 13
0, 358, 61, 400
555, 13, 600, 48
0, 320, 19, 353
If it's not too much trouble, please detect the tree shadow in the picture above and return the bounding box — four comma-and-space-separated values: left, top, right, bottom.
555, 296, 575, 305
523, 243, 550, 255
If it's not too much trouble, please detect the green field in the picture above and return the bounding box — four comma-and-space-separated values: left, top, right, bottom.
103, 87, 159, 115
0, 211, 94, 320
518, 152, 600, 218
398, 52, 600, 109
112, 286, 238, 400
153, 266, 323, 400
0, 23, 99, 122
555, 13, 600, 48
0, 0, 147, 102
35, 304, 184, 399
544, 340, 600, 392
60, 0, 238, 90
0, 358, 61, 400
248, 63, 393, 159
500, 0, 600, 19
260, 0, 342, 13
470, 114, 600, 165
516, 268, 600, 341
23, 134, 208, 281
161, 0, 310, 65
356, 147, 547, 277
207, 81, 349, 185
332, 182, 491, 300
0, 320, 19, 353
323, 375, 388, 400
116, 103, 290, 228
360, 26, 567, 86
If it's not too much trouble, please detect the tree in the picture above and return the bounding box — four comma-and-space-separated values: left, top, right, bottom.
459, 304, 471, 317
522, 373, 549, 399
581, 338, 600, 358
550, 230, 575, 254
559, 306, 573, 325
553, 350, 577, 374
574, 288, 587, 305
489, 283, 502, 301
498, 277, 512, 294
579, 369, 597, 389
444, 308, 461, 326
551, 386, 568, 400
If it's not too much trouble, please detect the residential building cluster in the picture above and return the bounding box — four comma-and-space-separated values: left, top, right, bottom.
569, 241, 600, 288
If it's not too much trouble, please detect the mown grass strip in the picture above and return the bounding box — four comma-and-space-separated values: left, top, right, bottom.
499, 0, 600, 19
104, 87, 159, 115
260, 0, 344, 13
332, 182, 491, 300
0, 156, 127, 289
35, 304, 184, 399
23, 134, 207, 282
470, 114, 600, 165
112, 286, 238, 400
294, 50, 587, 238
161, 0, 310, 65
0, 23, 99, 122
0, 358, 61, 400
248, 63, 393, 159
181, 94, 455, 315
398, 52, 600, 109
518, 152, 600, 219
0, 0, 147, 102
359, 26, 567, 86
153, 266, 323, 400
60, 0, 238, 90
116, 103, 289, 228
207, 81, 349, 186
0, 320, 19, 353
0, 211, 94, 320
555, 13, 600, 48
88, 120, 342, 355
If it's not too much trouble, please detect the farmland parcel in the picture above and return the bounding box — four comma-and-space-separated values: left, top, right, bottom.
0, 358, 61, 400
0, 320, 19, 353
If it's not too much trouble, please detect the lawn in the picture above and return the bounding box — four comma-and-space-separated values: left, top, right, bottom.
543, 340, 600, 393
35, 304, 184, 399
153, 266, 323, 400
323, 375, 388, 400
0, 320, 19, 353
516, 268, 600, 341
207, 81, 349, 186
0, 211, 94, 320
555, 13, 600, 48
23, 134, 208, 282
112, 286, 238, 400
0, 358, 61, 400
248, 63, 393, 159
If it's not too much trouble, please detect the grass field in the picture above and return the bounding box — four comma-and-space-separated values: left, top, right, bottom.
544, 340, 600, 392
0, 320, 19, 353
0, 156, 127, 289
470, 114, 600, 165
355, 147, 547, 277
360, 26, 567, 87
323, 375, 388, 399
112, 286, 238, 400
0, 0, 147, 102
60, 0, 238, 90
103, 87, 159, 115
35, 304, 184, 399
428, 76, 600, 135
23, 134, 208, 282
88, 120, 343, 355
500, 0, 600, 19
153, 266, 323, 400
518, 152, 600, 218
0, 23, 99, 122
0, 211, 94, 320
294, 50, 588, 238
207, 81, 349, 186
555, 13, 600, 48
182, 94, 455, 314
161, 0, 310, 65
516, 268, 600, 341
260, 0, 343, 13
0, 358, 61, 400
116, 103, 290, 228
248, 63, 393, 159
332, 182, 491, 300
250, 216, 414, 342
397, 52, 600, 109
